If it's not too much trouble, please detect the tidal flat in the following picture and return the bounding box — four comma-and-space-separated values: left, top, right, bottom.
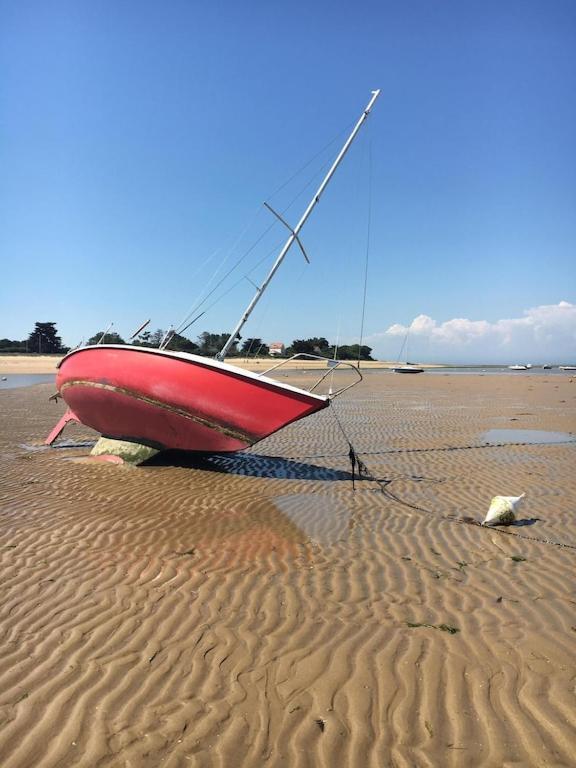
0, 372, 575, 767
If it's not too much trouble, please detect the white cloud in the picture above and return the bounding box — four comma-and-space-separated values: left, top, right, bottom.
369, 301, 576, 363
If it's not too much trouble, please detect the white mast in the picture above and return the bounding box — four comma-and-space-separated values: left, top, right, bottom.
216, 89, 380, 361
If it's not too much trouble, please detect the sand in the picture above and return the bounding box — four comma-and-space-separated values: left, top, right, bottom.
0, 356, 62, 375
0, 372, 575, 766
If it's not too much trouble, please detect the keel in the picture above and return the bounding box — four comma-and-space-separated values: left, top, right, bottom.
45, 409, 81, 445
90, 437, 159, 465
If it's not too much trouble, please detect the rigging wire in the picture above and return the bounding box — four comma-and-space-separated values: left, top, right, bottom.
358, 139, 372, 366
266, 121, 355, 202
174, 216, 278, 334
173, 207, 265, 335
244, 248, 312, 358
173, 157, 333, 337
396, 330, 409, 363
174, 235, 287, 333
169, 120, 355, 339
240, 281, 274, 357
326, 320, 341, 395
191, 223, 318, 335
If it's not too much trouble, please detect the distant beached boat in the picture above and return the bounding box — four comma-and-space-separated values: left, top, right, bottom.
560, 365, 576, 371
508, 364, 528, 370
392, 326, 424, 375
45, 90, 381, 456
393, 365, 424, 374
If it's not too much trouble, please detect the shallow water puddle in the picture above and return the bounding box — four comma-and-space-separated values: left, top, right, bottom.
0, 374, 55, 389
482, 429, 576, 445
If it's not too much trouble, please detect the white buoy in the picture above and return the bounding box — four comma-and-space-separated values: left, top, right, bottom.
483, 493, 525, 526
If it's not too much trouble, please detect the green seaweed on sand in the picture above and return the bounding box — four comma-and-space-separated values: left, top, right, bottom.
510, 555, 527, 562
406, 622, 460, 634
437, 623, 460, 634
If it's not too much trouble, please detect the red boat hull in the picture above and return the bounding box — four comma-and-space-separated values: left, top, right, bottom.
55, 346, 328, 452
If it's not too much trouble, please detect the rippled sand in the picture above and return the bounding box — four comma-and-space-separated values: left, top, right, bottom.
0, 373, 575, 766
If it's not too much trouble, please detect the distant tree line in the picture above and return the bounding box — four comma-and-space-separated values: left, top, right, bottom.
1, 323, 373, 361
89, 329, 373, 360
0, 322, 69, 354
286, 336, 373, 360
86, 329, 249, 356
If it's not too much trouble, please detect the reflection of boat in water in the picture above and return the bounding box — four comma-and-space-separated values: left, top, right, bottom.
46, 90, 381, 455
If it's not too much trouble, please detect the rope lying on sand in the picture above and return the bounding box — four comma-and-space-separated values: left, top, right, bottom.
289, 439, 576, 460
328, 403, 576, 553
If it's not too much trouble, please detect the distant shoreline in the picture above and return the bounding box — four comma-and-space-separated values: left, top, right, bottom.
0, 354, 569, 376
0, 353, 448, 375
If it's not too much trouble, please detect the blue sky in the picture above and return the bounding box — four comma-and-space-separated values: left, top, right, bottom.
1, 0, 575, 362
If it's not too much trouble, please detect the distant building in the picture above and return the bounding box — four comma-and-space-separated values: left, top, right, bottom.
268, 342, 285, 357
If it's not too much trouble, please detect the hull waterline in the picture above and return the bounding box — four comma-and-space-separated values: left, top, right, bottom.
54, 345, 329, 452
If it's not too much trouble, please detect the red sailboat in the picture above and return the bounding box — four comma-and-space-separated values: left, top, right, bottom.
46, 90, 380, 457
49, 346, 332, 452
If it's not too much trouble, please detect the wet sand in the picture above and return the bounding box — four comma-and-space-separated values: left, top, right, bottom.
0, 373, 575, 767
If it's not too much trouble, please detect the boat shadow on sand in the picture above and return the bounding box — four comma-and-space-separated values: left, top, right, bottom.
144, 450, 360, 482
45, 439, 363, 482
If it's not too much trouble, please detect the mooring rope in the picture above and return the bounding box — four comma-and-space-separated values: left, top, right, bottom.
328, 402, 576, 552
287, 438, 576, 461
